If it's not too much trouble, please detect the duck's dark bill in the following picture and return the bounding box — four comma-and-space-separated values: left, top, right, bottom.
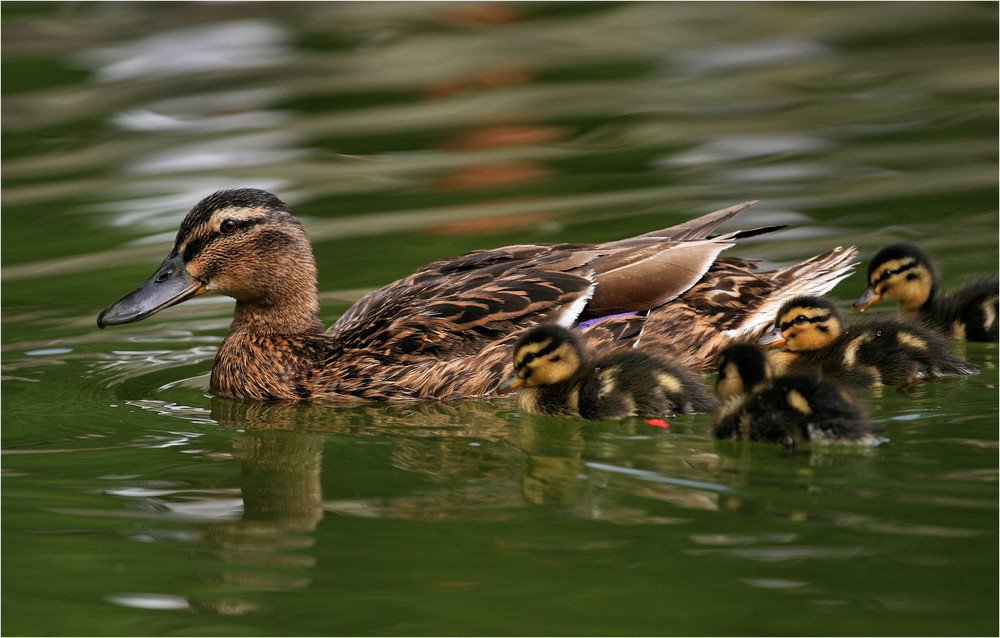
852, 286, 881, 312
97, 253, 205, 328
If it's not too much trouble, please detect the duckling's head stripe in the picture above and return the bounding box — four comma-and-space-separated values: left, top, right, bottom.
867, 242, 933, 280
775, 295, 842, 329
868, 257, 918, 286
778, 307, 832, 332
514, 338, 560, 375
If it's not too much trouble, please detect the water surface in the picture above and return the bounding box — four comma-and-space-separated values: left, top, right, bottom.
2, 3, 997, 636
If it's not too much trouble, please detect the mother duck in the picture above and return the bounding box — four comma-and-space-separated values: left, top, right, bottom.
98, 189, 856, 402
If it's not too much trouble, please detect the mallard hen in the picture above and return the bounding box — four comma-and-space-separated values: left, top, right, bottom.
852, 242, 998, 342
98, 189, 857, 402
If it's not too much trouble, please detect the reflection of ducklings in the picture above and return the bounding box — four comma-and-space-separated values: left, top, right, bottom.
499, 324, 717, 420
853, 242, 999, 342
713, 344, 882, 448
757, 295, 978, 388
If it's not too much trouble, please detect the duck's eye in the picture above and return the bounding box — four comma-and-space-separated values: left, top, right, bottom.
522, 353, 537, 364
882, 268, 892, 279
793, 315, 808, 325
220, 219, 239, 234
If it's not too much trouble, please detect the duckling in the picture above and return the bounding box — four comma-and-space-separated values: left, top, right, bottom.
498, 324, 717, 420
712, 345, 880, 448
757, 295, 978, 388
852, 242, 998, 342
97, 189, 858, 402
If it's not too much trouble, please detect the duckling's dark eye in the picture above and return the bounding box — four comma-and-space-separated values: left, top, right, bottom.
793, 315, 808, 325
522, 353, 537, 364
220, 219, 239, 234
882, 269, 892, 279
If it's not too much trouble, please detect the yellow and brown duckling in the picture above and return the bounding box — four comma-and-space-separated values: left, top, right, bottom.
712, 345, 881, 448
98, 189, 858, 402
852, 242, 998, 342
757, 295, 978, 388
498, 324, 717, 420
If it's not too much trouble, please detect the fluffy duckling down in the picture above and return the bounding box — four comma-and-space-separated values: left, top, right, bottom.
757, 295, 978, 388
853, 242, 998, 342
499, 324, 717, 420
713, 344, 883, 448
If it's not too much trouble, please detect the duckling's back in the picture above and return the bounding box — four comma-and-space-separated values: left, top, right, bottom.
714, 375, 877, 446
789, 318, 978, 388
578, 350, 716, 420
933, 279, 1000, 342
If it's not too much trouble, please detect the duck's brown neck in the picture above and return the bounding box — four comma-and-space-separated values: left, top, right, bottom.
228, 276, 324, 336
211, 284, 325, 402
230, 298, 323, 335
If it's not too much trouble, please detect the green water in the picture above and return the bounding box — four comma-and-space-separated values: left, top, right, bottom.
2, 2, 997, 636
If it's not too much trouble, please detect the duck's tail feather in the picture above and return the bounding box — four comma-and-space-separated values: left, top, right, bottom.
934, 354, 980, 377
607, 200, 761, 246
722, 246, 858, 340
719, 224, 788, 241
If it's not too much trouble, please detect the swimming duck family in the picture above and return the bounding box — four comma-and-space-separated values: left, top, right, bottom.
499, 324, 716, 419
712, 344, 881, 448
98, 189, 857, 402
853, 242, 999, 342
758, 295, 978, 388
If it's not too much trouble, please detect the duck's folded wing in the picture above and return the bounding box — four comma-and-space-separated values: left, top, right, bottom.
585, 238, 738, 318
324, 202, 778, 362
327, 245, 599, 361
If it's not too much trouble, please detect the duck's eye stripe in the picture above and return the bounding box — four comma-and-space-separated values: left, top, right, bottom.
874, 262, 915, 284
779, 314, 828, 331
180, 217, 268, 262
217, 217, 266, 235
515, 341, 561, 373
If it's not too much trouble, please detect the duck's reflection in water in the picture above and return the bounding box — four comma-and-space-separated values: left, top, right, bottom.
138, 396, 886, 615
209, 398, 727, 528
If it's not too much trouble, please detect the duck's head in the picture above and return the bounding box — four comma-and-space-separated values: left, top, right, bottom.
756, 295, 842, 352
98, 189, 320, 332
853, 242, 936, 313
498, 324, 584, 393
714, 344, 772, 402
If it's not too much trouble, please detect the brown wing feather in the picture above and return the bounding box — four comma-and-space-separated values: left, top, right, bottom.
328, 247, 596, 363
586, 239, 736, 317
314, 204, 853, 399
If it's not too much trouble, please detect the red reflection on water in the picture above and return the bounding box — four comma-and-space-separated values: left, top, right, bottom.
424, 211, 561, 236
437, 125, 568, 149
431, 160, 551, 190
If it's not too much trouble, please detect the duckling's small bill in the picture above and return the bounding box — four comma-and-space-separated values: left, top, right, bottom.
497, 376, 524, 394
851, 286, 881, 311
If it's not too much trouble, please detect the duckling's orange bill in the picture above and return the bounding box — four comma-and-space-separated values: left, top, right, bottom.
852, 286, 881, 312
97, 253, 205, 328
496, 375, 525, 394
756, 327, 787, 348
